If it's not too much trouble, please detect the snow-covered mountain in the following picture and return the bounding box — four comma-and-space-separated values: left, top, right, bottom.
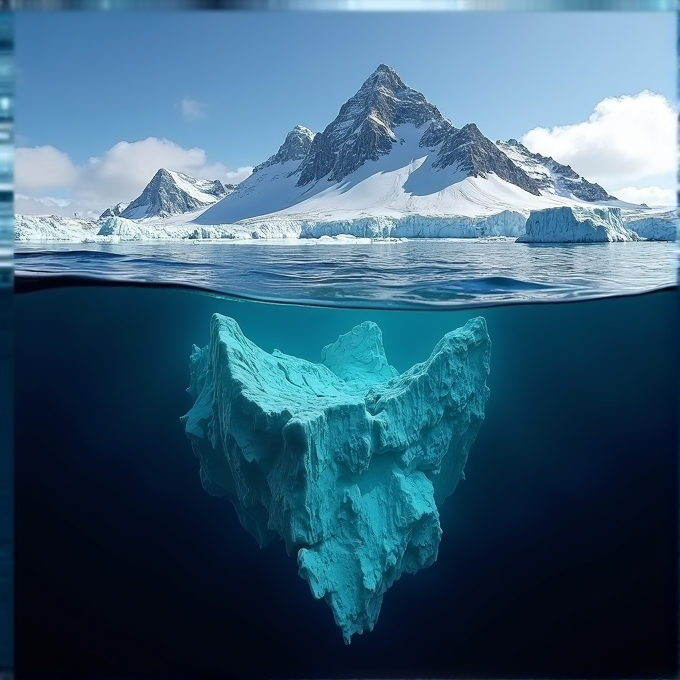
252, 125, 316, 173
495, 139, 614, 202
121, 168, 234, 220
195, 63, 632, 230
15, 64, 675, 243
99, 202, 129, 219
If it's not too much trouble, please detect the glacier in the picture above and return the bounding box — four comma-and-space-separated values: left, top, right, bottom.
14, 214, 101, 242
517, 206, 639, 243
181, 315, 491, 643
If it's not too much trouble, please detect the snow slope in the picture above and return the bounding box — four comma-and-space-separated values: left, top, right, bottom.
195, 122, 626, 231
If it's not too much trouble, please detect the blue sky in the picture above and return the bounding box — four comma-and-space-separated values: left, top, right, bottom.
14, 11, 677, 213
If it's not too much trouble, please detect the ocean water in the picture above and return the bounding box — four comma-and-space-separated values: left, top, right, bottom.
15, 238, 677, 307
14, 273, 679, 678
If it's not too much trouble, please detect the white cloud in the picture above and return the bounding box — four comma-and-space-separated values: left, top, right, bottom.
15, 137, 253, 216
180, 98, 207, 121
522, 91, 676, 188
610, 185, 676, 208
15, 145, 79, 192
14, 194, 97, 219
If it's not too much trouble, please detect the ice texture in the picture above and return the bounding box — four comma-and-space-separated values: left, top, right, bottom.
97, 215, 148, 239
517, 206, 639, 243
624, 212, 677, 241
14, 214, 101, 242
181, 315, 491, 643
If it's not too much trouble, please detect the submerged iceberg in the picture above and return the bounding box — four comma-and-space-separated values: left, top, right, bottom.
181, 316, 491, 643
517, 206, 638, 243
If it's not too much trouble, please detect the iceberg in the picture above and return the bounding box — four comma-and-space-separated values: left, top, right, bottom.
97, 215, 149, 239
517, 206, 639, 243
181, 315, 490, 643
624, 212, 677, 241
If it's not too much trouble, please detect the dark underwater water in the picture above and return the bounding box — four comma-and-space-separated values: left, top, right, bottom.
13, 284, 679, 679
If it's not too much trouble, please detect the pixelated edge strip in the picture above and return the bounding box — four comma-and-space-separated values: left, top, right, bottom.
0, 9, 11, 679
2, 0, 678, 10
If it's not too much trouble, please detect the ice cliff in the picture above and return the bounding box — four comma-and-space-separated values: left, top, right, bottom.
14, 214, 101, 241
623, 211, 677, 241
97, 215, 149, 239
517, 206, 639, 243
181, 316, 491, 643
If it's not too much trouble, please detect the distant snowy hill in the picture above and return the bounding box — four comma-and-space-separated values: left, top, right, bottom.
121, 168, 234, 219
99, 202, 129, 219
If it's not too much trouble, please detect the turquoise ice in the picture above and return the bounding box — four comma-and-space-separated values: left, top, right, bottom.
182, 315, 491, 643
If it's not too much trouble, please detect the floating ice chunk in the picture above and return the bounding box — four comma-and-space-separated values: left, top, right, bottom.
96, 215, 148, 239
624, 212, 677, 241
181, 315, 491, 643
517, 206, 639, 243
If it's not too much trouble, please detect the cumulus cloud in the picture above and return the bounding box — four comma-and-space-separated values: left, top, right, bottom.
15, 137, 253, 216
180, 98, 207, 121
522, 91, 676, 188
610, 185, 676, 208
15, 145, 79, 192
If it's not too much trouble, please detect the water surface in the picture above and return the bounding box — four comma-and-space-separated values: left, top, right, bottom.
15, 239, 677, 308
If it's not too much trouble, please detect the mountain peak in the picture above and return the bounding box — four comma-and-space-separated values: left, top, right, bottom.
371, 62, 402, 79
292, 124, 313, 134
121, 168, 229, 219
253, 124, 316, 174
359, 63, 406, 96
296, 65, 443, 186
